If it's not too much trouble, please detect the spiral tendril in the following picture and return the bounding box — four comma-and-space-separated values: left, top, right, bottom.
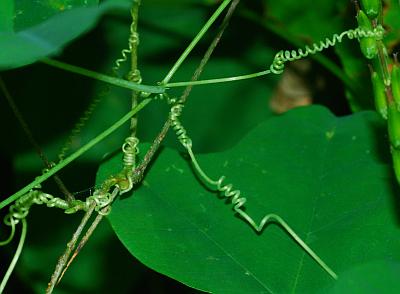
167, 102, 338, 279
112, 5, 140, 79
2, 23, 379, 283
122, 136, 140, 169
58, 93, 104, 161
169, 103, 192, 149
270, 26, 384, 74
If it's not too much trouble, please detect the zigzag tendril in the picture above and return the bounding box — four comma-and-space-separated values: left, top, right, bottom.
167, 100, 338, 280
270, 26, 384, 74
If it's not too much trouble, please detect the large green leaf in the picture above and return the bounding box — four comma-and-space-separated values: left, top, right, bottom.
329, 260, 400, 294
0, 0, 130, 70
100, 106, 400, 293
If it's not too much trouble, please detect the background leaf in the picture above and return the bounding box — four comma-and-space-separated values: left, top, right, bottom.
13, 0, 99, 31
0, 0, 129, 70
103, 106, 400, 293
0, 0, 14, 32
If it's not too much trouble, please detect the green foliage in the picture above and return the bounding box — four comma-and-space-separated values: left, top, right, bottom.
0, 0, 14, 32
0, 0, 129, 69
329, 260, 400, 294
1, 0, 400, 293
102, 106, 400, 293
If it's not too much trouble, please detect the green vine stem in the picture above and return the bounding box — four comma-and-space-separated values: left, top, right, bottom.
41, 58, 164, 94
160, 0, 232, 84
164, 26, 384, 89
0, 77, 74, 202
165, 69, 271, 88
129, 0, 241, 187
1, 2, 389, 289
128, 0, 141, 142
239, 9, 359, 96
0, 219, 27, 293
0, 98, 152, 211
46, 202, 97, 294
186, 147, 337, 279
112, 0, 142, 139
126, 0, 142, 169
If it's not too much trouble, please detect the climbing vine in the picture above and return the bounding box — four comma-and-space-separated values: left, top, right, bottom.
1, 0, 399, 292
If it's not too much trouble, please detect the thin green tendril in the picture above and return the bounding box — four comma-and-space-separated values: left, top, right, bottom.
113, 3, 141, 81
269, 26, 384, 75
58, 94, 103, 161
161, 0, 233, 84
0, 98, 152, 211
1, 19, 382, 287
165, 26, 384, 88
167, 99, 338, 280
0, 183, 120, 249
0, 219, 27, 293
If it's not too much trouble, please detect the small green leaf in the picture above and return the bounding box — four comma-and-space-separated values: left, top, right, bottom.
100, 106, 400, 293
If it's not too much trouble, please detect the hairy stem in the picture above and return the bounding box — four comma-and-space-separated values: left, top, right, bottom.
57, 210, 105, 285
56, 187, 119, 285
46, 202, 96, 294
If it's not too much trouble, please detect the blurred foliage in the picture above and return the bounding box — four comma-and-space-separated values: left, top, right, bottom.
0, 0, 129, 69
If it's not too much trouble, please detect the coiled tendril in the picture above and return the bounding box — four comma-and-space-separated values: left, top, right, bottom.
167, 102, 338, 279
112, 2, 142, 84
270, 26, 384, 74
170, 103, 192, 149
122, 136, 140, 169
58, 95, 102, 161
0, 187, 118, 246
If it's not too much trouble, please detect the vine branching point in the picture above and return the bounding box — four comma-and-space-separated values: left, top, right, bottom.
160, 0, 233, 85
2, 0, 393, 290
0, 98, 152, 211
41, 58, 164, 94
